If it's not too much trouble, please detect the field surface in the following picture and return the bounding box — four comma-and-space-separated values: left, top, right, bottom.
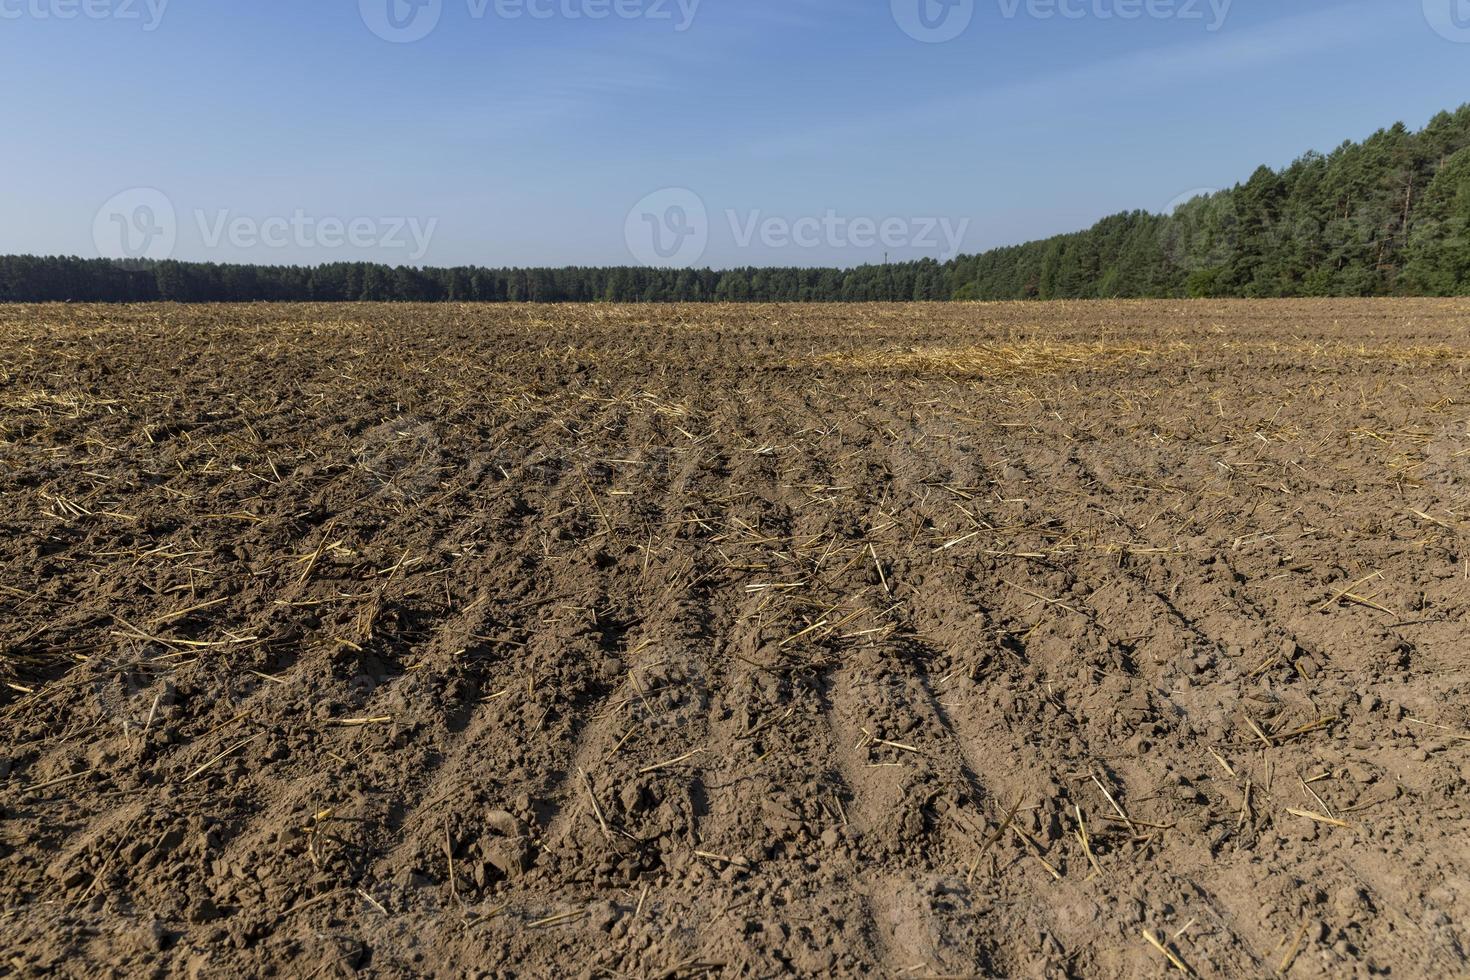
2, 300, 1469, 978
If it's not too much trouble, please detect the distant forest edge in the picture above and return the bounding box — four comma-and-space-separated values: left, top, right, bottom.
6, 105, 1470, 303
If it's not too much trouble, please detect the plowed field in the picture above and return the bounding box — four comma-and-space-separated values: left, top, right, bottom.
2, 300, 1468, 978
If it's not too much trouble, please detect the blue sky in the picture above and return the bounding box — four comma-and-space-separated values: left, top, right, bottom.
1, 0, 1466, 268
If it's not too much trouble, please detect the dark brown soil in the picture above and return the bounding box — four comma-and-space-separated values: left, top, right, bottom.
2, 300, 1468, 978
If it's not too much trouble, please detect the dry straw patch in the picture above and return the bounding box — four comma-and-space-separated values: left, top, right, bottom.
806, 341, 1154, 378
1217, 340, 1470, 363
1, 388, 122, 416
1328, 343, 1470, 364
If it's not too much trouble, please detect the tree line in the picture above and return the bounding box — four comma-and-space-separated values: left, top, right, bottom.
951, 104, 1470, 300
0, 257, 953, 304
4, 105, 1468, 303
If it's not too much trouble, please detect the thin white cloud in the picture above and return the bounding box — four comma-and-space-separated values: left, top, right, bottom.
743, 2, 1388, 158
